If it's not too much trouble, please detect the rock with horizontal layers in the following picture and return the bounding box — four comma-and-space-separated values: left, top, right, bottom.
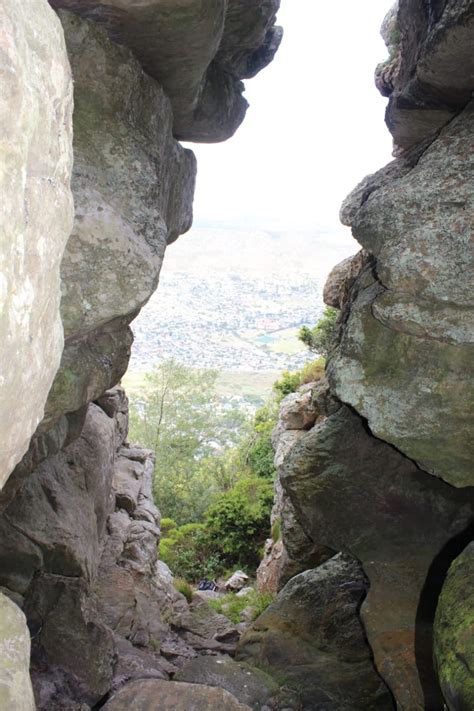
104, 679, 252, 710
434, 542, 474, 711
278, 404, 474, 709
0, 594, 35, 711
0, 0, 73, 487
49, 0, 282, 142
380, 0, 474, 150
333, 102, 474, 487
238, 554, 393, 710
174, 654, 279, 710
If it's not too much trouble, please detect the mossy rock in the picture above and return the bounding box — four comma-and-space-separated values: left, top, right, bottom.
434, 542, 474, 711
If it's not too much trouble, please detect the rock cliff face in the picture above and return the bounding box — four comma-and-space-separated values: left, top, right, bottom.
0, 0, 473, 709
239, 2, 473, 709
0, 0, 281, 707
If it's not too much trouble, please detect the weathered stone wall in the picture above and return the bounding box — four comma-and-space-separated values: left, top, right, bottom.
242, 3, 474, 709
0, 0, 74, 487
0, 2, 282, 707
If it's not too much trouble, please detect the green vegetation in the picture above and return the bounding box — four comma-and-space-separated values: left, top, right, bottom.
159, 476, 273, 581
298, 306, 338, 358
129, 360, 246, 524
128, 302, 335, 586
174, 577, 193, 603
209, 589, 274, 624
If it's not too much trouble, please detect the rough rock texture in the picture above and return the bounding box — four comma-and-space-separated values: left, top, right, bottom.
103, 678, 252, 711
274, 400, 474, 709
323, 250, 368, 309
333, 101, 474, 487
0, 0, 74, 486
41, 11, 196, 430
0, 594, 35, 711
174, 654, 279, 709
49, 0, 282, 142
434, 542, 474, 710
380, 0, 474, 150
238, 554, 394, 710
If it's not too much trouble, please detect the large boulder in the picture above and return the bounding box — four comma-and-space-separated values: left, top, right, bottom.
434, 542, 474, 711
0, 0, 73, 487
41, 11, 196, 429
379, 0, 474, 150
49, 0, 282, 142
103, 678, 251, 710
332, 101, 474, 487
0, 594, 35, 711
237, 554, 393, 710
277, 404, 473, 709
174, 654, 278, 709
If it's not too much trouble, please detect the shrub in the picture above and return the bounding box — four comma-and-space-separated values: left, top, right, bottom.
205, 477, 273, 569
174, 577, 193, 603
242, 404, 278, 479
160, 518, 177, 536
298, 306, 338, 357
273, 370, 302, 398
160, 522, 223, 581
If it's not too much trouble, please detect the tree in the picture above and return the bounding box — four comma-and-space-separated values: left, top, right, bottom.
128, 360, 247, 523
298, 306, 338, 357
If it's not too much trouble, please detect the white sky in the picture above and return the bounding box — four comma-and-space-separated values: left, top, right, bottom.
186, 0, 395, 232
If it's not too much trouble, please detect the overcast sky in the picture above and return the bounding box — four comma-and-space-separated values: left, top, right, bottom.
186, 0, 395, 232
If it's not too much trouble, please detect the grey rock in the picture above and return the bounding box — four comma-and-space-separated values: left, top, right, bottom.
382, 0, 474, 150
278, 405, 473, 708
238, 555, 393, 710
331, 103, 474, 487
0, 594, 35, 711
49, 0, 282, 142
103, 678, 252, 710
174, 654, 279, 710
0, 0, 73, 486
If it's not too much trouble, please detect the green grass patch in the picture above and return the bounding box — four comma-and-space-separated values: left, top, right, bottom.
209, 590, 274, 624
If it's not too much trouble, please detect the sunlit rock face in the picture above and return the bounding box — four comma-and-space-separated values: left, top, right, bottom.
48, 0, 283, 142
379, 0, 474, 150
0, 0, 74, 487
41, 10, 196, 430
0, 594, 35, 711
332, 102, 474, 487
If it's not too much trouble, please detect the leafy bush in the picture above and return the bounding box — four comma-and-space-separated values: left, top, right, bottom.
174, 577, 193, 603
240, 404, 278, 480
273, 370, 302, 398
209, 590, 274, 624
160, 518, 177, 536
273, 358, 325, 399
298, 306, 338, 357
160, 523, 222, 581
205, 477, 273, 570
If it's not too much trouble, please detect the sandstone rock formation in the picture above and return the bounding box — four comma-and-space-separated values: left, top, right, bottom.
0, 0, 74, 485
48, 0, 282, 141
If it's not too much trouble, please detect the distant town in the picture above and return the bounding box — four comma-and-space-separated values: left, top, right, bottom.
127, 225, 356, 400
